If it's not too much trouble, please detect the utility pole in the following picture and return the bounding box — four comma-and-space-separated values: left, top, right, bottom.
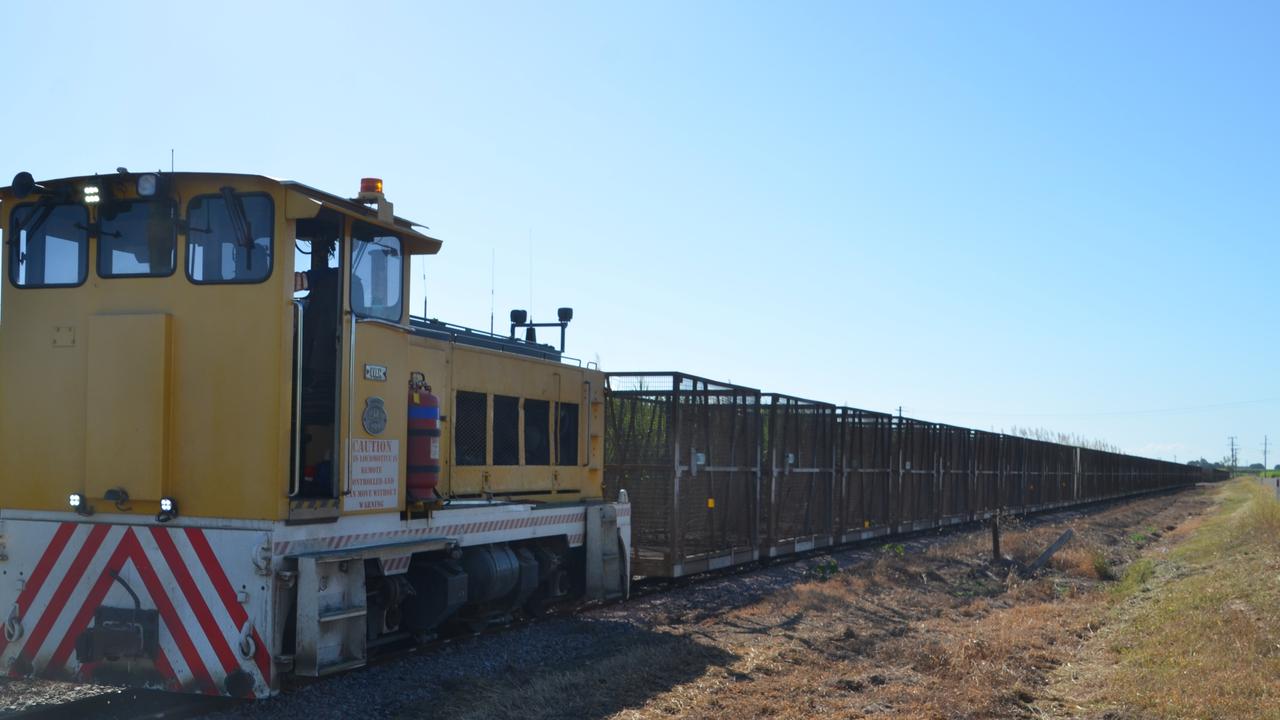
1264, 436, 1269, 477
1228, 436, 1238, 477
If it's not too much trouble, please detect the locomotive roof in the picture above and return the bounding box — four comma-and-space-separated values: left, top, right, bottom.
0, 171, 443, 254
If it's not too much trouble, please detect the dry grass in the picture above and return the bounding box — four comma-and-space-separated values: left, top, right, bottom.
866, 594, 1099, 717
1050, 545, 1113, 580
621, 567, 1094, 718
1244, 482, 1280, 538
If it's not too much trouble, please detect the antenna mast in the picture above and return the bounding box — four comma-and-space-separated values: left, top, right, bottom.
490, 248, 496, 335
528, 228, 534, 322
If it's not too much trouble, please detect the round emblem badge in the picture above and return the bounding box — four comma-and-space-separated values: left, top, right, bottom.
362, 396, 388, 435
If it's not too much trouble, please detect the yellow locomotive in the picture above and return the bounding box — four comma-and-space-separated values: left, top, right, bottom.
0, 170, 628, 696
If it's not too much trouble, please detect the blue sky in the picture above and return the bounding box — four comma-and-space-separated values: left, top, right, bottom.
3, 1, 1276, 464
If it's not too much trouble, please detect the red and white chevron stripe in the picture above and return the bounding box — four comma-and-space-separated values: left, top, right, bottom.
0, 522, 270, 697
380, 555, 412, 574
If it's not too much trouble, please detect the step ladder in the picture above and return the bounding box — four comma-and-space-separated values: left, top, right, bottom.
294, 553, 368, 677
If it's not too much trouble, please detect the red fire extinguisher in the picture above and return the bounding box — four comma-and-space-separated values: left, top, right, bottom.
407, 372, 441, 500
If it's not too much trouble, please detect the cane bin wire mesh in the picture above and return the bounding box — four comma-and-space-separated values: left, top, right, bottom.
762, 394, 836, 547
605, 373, 760, 574
836, 409, 894, 532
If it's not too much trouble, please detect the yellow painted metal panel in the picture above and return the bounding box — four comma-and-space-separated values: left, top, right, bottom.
0, 294, 90, 508
85, 313, 171, 501
285, 190, 323, 220
344, 321, 408, 514
445, 344, 605, 500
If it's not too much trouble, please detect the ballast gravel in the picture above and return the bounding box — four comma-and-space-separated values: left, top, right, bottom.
0, 676, 118, 714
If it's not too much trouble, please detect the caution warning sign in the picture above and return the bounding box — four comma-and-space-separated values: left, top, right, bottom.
344, 438, 400, 511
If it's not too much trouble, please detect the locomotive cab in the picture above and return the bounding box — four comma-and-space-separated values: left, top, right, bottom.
0, 171, 443, 523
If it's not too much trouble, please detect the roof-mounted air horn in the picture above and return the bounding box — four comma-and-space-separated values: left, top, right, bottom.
11, 171, 44, 199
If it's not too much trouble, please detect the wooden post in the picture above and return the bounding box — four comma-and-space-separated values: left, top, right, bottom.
991, 510, 1001, 562
1024, 528, 1075, 576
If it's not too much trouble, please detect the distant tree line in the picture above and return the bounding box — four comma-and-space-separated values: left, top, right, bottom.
1185, 458, 1280, 471
1004, 426, 1122, 454
998, 431, 1277, 470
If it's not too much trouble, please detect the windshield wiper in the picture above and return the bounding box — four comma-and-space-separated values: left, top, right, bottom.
10, 200, 55, 241
219, 187, 256, 270
82, 224, 121, 239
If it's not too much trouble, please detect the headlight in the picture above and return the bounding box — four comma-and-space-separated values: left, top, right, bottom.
69, 493, 93, 516
137, 174, 157, 197
157, 497, 179, 522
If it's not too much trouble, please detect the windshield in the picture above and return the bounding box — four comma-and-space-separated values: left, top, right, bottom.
97, 199, 177, 277
186, 192, 274, 284
7, 203, 89, 287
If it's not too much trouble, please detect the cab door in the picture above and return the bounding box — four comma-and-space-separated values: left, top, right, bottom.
288, 212, 346, 522
340, 221, 409, 514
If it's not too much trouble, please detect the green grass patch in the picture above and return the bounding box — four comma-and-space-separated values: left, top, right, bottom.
807, 557, 839, 581
1090, 549, 1115, 581
1108, 558, 1154, 599
1102, 480, 1280, 719
880, 542, 905, 557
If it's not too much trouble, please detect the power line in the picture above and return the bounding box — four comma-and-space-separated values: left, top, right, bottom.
931, 397, 1280, 420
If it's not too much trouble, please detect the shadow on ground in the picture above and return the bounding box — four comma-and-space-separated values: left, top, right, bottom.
391, 619, 734, 720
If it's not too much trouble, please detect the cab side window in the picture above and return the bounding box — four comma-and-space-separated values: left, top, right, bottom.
351, 222, 402, 322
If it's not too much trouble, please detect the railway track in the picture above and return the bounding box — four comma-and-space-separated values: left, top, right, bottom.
1, 487, 1197, 719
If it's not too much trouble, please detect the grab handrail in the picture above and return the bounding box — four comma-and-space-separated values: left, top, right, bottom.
290, 299, 305, 497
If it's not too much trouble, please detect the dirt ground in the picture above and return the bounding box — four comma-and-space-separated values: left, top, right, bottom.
421, 488, 1214, 720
